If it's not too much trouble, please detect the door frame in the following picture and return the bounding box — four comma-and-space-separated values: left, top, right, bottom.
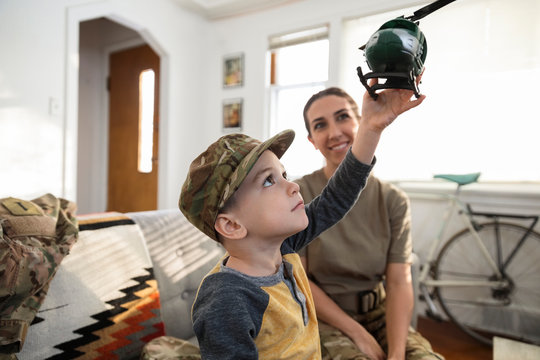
67, 5, 169, 212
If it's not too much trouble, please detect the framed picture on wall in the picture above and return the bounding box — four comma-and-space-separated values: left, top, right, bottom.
223, 53, 244, 88
223, 98, 243, 130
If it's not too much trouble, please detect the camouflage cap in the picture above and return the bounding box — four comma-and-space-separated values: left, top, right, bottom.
179, 129, 295, 241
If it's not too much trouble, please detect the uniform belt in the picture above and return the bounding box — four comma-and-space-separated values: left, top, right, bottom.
332, 282, 386, 314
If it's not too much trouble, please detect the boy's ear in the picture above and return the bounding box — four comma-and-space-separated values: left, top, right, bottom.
215, 213, 247, 240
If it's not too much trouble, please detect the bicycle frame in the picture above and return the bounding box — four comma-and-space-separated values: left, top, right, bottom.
414, 185, 537, 318
467, 206, 538, 274
410, 177, 540, 344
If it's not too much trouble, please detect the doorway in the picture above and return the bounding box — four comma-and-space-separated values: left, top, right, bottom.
77, 18, 163, 214
107, 44, 160, 212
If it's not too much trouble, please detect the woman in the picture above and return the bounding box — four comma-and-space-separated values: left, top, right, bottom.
296, 87, 443, 360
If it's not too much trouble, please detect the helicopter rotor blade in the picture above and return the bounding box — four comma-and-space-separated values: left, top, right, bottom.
406, 0, 456, 22
358, 0, 457, 50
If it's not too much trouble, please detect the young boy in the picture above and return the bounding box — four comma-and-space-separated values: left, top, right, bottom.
178, 82, 425, 359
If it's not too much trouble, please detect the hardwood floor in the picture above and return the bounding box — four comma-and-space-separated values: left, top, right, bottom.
416, 316, 492, 360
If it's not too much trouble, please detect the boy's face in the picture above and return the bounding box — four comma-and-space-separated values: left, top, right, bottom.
227, 150, 308, 240
306, 95, 359, 170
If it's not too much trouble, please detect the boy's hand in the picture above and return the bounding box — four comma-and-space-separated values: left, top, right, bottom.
361, 72, 426, 132
351, 71, 425, 164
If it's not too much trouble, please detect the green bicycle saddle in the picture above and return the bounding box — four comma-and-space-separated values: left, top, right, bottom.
433, 172, 481, 186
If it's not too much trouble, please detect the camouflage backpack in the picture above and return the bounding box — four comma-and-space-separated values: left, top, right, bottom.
0, 194, 78, 357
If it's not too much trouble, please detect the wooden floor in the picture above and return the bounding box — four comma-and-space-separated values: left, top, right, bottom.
417, 316, 492, 360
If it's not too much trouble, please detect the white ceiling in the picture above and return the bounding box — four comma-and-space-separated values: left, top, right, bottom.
171, 0, 301, 19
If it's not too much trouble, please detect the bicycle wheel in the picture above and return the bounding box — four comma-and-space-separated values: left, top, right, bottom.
434, 222, 540, 346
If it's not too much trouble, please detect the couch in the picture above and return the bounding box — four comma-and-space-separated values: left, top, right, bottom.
7, 203, 421, 359
16, 209, 225, 360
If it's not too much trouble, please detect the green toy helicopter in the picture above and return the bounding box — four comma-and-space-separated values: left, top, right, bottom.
357, 0, 457, 100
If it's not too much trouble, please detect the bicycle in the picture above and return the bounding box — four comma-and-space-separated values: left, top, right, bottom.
411, 173, 540, 346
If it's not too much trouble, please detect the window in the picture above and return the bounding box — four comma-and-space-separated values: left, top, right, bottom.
268, 25, 329, 179
342, 0, 540, 182
138, 69, 155, 174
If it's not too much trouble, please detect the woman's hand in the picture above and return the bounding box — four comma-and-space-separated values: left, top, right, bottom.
349, 325, 386, 360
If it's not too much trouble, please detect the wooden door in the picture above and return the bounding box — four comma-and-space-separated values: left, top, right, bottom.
107, 45, 160, 212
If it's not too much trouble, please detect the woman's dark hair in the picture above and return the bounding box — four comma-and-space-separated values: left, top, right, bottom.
302, 87, 360, 136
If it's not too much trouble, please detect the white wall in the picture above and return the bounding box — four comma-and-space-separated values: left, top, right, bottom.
1, 0, 539, 220
0, 0, 430, 211
206, 0, 429, 142
0, 0, 72, 200
0, 0, 213, 210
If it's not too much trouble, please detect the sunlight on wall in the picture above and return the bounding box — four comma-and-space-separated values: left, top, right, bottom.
0, 108, 64, 198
